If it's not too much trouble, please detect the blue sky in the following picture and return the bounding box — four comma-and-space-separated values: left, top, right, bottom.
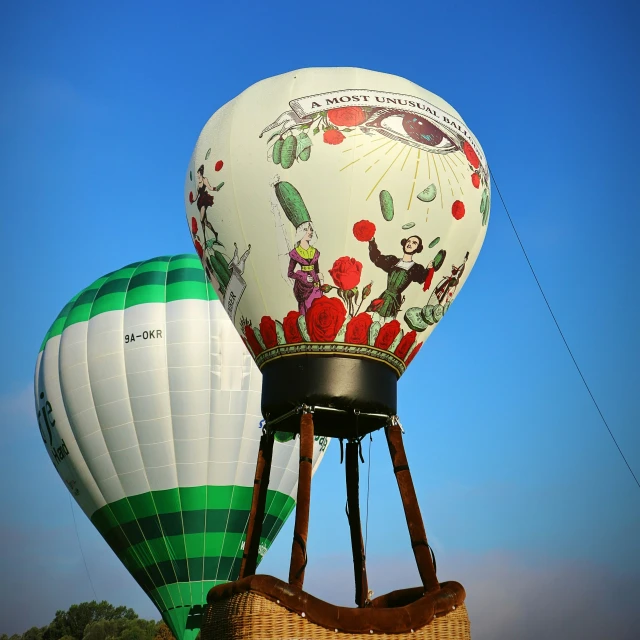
1, 1, 639, 638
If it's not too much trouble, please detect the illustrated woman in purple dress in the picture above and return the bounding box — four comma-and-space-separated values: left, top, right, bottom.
288, 222, 324, 315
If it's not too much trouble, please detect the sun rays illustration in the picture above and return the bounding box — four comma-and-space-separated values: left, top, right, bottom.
338, 132, 471, 215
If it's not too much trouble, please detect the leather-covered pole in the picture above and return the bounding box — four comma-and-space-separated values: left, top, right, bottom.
239, 428, 275, 579
385, 423, 440, 592
289, 411, 314, 588
345, 440, 369, 607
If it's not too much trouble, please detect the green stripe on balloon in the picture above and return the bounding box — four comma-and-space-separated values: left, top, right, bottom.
97, 507, 289, 550
92, 486, 292, 527
39, 254, 218, 350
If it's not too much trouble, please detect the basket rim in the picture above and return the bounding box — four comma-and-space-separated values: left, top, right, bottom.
206, 574, 466, 635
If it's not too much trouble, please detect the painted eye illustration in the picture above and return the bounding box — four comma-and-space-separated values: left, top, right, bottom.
363, 109, 460, 154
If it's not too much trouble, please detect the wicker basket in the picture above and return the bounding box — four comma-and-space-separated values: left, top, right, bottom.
201, 584, 470, 640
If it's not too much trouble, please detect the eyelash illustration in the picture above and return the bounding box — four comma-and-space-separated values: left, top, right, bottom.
361, 109, 461, 154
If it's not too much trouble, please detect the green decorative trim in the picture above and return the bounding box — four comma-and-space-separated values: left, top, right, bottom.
254, 342, 407, 376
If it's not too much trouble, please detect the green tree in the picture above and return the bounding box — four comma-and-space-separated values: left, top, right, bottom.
43, 601, 138, 640
21, 628, 44, 640
82, 619, 156, 640
151, 624, 174, 640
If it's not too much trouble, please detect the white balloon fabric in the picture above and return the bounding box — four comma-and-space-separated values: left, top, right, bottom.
185, 67, 490, 379
34, 254, 328, 640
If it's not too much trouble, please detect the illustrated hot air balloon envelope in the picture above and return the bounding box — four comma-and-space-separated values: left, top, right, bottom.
34, 254, 328, 640
185, 67, 490, 436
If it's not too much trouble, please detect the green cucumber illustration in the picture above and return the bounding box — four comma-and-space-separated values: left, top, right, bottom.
273, 138, 284, 165
379, 190, 394, 221
281, 136, 297, 169
417, 184, 437, 202
404, 307, 429, 332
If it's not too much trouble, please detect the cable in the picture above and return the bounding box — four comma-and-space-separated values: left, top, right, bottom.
364, 434, 373, 555
490, 168, 640, 490
69, 493, 98, 600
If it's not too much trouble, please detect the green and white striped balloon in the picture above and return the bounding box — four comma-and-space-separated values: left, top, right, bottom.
34, 254, 329, 640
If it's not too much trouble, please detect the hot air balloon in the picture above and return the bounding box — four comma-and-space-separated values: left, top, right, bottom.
34, 254, 329, 640
186, 68, 489, 639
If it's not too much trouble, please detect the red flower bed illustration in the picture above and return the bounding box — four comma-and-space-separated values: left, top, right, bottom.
374, 320, 401, 351
244, 325, 263, 356
405, 341, 423, 366
328, 106, 367, 127
353, 220, 376, 242
306, 297, 347, 342
329, 256, 362, 291
345, 313, 373, 345
283, 311, 303, 343
394, 330, 417, 360
259, 316, 278, 349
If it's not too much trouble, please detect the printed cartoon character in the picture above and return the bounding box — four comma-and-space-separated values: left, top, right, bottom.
275, 181, 325, 315
193, 164, 222, 245
433, 252, 469, 306
366, 235, 444, 319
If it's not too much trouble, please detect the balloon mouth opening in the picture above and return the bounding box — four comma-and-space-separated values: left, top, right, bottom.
260, 355, 397, 438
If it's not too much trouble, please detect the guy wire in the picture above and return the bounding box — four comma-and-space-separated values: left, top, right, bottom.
490, 167, 639, 490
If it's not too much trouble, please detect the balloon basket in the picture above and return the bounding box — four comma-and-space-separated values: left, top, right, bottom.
220, 409, 471, 638
201, 575, 470, 640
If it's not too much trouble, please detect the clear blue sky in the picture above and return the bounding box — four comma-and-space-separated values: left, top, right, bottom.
1, 1, 639, 638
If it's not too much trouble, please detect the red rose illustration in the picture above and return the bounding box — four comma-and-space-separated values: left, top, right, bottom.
353, 220, 376, 242
215, 160, 224, 171
306, 297, 347, 342
471, 173, 480, 189
329, 256, 362, 291
452, 200, 466, 220
374, 320, 401, 350
394, 330, 417, 360
405, 341, 423, 366
345, 313, 373, 345
191, 217, 198, 234
244, 325, 263, 356
369, 298, 384, 312
283, 310, 303, 343
189, 191, 194, 204
323, 129, 346, 145
259, 316, 278, 349
463, 141, 480, 169
328, 106, 367, 127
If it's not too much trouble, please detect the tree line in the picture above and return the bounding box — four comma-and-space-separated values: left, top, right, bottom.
1, 601, 184, 640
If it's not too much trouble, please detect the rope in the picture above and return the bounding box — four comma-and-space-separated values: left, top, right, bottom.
490, 168, 640, 490
364, 433, 372, 555
69, 493, 98, 600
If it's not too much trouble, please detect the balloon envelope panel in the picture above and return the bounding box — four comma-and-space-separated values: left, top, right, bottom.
185, 68, 490, 378
34, 254, 329, 640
